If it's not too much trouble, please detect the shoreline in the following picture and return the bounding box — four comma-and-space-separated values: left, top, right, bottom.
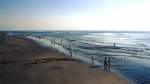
29, 36, 134, 84
0, 36, 131, 84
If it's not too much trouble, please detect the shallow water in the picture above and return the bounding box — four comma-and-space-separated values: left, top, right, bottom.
9, 31, 150, 84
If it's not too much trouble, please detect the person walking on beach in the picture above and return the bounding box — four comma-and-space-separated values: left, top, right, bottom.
107, 58, 111, 71
92, 56, 94, 65
53, 39, 55, 46
104, 57, 107, 70
104, 57, 111, 71
51, 40, 53, 45
68, 44, 72, 57
60, 39, 63, 45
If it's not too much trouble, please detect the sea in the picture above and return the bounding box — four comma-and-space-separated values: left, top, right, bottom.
6, 31, 150, 84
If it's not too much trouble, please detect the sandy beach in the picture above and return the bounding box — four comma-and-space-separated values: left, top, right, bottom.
0, 36, 130, 84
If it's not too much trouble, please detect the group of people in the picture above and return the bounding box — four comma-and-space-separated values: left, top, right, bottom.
51, 39, 56, 45
104, 57, 111, 71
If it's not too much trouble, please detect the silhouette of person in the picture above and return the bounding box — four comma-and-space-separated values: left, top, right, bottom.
92, 56, 94, 65
51, 40, 53, 44
108, 58, 111, 71
53, 39, 55, 45
114, 42, 116, 47
104, 57, 107, 70
60, 39, 63, 45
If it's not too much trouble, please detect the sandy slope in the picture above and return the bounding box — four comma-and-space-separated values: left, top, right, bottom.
0, 36, 130, 84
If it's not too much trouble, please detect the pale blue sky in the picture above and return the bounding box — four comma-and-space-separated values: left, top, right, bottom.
0, 0, 150, 31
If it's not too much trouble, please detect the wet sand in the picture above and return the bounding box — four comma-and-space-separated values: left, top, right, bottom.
0, 36, 130, 84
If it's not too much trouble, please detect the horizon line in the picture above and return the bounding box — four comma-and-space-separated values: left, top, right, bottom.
1, 29, 150, 33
